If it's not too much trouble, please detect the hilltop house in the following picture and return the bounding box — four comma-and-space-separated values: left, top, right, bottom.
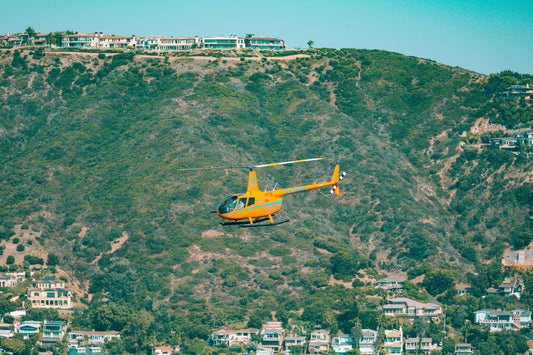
201, 36, 245, 50
500, 84, 533, 100
61, 33, 100, 48
383, 327, 403, 355
210, 328, 259, 347
375, 276, 405, 291
2, 30, 287, 52
27, 277, 72, 309
68, 330, 120, 346
308, 328, 330, 354
474, 309, 531, 331
383, 297, 442, 321
489, 131, 533, 150
260, 322, 285, 353
244, 37, 286, 51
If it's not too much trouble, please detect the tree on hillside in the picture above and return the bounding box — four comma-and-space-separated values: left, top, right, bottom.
1, 337, 25, 355
307, 40, 314, 49
25, 27, 37, 38
350, 323, 362, 348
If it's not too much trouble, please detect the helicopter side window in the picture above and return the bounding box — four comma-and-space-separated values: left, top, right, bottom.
247, 197, 255, 207
236, 198, 246, 210
218, 196, 239, 214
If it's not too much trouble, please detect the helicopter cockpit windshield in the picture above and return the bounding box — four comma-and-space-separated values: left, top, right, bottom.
217, 195, 239, 214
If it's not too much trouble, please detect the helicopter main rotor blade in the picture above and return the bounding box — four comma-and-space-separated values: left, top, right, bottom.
253, 157, 322, 169
176, 165, 248, 171
177, 158, 323, 171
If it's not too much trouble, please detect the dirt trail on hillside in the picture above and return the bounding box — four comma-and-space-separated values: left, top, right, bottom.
4, 49, 311, 62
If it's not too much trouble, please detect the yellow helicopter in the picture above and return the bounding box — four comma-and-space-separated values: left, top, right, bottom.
181, 158, 345, 227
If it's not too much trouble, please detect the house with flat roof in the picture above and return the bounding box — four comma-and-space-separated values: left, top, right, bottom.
61, 33, 100, 48
500, 84, 533, 100
210, 328, 258, 347
331, 334, 353, 354
474, 309, 531, 331
201, 36, 245, 50
41, 320, 67, 346
245, 37, 285, 51
0, 324, 13, 338
375, 276, 405, 291
454, 343, 473, 355
358, 329, 377, 355
69, 347, 106, 355
15, 321, 41, 339
490, 131, 533, 150
0, 273, 25, 288
284, 335, 306, 350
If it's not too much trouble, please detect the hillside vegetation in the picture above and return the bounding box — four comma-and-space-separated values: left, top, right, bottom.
0, 47, 532, 353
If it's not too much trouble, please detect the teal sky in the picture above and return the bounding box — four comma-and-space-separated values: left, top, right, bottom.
2, 0, 532, 75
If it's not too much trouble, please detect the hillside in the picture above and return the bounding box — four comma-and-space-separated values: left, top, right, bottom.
0, 47, 532, 352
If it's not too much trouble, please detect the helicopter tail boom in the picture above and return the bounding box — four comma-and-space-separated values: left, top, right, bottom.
272, 165, 342, 197
331, 165, 341, 196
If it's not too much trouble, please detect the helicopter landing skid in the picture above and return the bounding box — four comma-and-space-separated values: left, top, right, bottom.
240, 219, 290, 228
221, 217, 289, 228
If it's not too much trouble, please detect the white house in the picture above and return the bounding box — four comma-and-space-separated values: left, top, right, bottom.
359, 329, 377, 355
375, 276, 405, 291
474, 309, 531, 331
210, 328, 258, 347
0, 324, 13, 338
331, 334, 353, 354
15, 321, 41, 339
68, 330, 121, 345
